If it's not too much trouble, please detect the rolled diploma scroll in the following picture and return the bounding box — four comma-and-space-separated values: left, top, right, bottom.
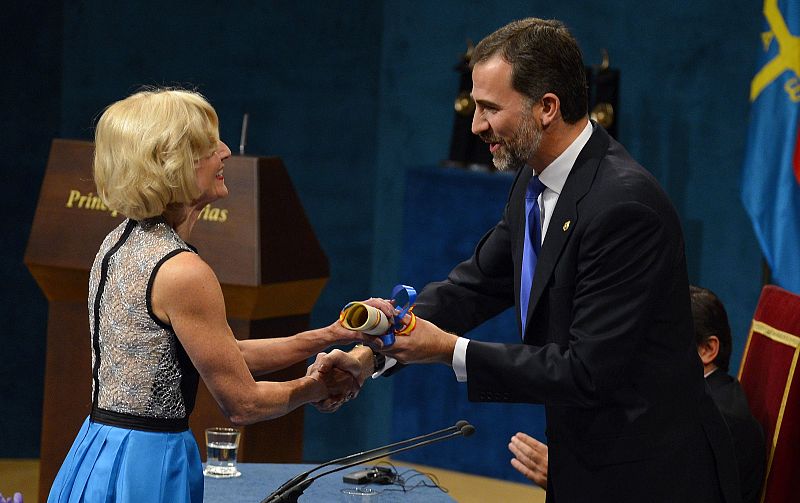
340, 302, 390, 335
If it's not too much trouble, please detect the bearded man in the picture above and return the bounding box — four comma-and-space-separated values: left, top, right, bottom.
366, 18, 742, 503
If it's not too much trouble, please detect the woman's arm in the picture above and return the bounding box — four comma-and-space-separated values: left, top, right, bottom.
151, 252, 355, 425
236, 322, 358, 376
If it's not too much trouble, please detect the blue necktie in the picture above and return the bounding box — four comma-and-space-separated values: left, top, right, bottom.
520, 175, 546, 336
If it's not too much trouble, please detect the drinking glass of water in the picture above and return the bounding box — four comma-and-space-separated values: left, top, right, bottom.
203, 427, 242, 478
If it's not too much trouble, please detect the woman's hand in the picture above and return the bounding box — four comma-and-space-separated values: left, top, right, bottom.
306, 350, 363, 412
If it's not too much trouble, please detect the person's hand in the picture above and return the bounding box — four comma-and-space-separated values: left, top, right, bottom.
314, 346, 373, 388
336, 297, 398, 347
0, 492, 23, 503
357, 297, 397, 323
323, 318, 364, 344
376, 315, 458, 365
509, 432, 548, 488
306, 349, 364, 413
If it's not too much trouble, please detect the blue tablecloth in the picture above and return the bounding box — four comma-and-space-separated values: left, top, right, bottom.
204, 463, 455, 502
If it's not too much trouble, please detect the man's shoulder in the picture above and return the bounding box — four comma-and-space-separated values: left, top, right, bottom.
706, 368, 735, 388
575, 137, 673, 215
707, 372, 758, 422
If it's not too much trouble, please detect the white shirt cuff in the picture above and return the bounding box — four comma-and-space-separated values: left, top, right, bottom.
452, 337, 469, 382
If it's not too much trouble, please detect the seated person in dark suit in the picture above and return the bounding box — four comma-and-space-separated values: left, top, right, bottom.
510, 285, 766, 503
691, 285, 766, 503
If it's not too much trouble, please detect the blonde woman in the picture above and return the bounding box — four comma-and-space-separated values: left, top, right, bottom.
48, 88, 373, 502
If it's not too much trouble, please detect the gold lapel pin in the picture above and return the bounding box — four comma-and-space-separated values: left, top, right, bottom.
563, 220, 571, 232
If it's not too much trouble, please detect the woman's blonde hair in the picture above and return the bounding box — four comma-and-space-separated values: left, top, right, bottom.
93, 88, 220, 220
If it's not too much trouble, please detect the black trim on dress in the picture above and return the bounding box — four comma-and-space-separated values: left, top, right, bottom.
91, 406, 189, 432
91, 219, 136, 407
146, 248, 192, 330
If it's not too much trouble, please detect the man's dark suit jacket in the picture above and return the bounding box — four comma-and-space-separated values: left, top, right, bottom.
412, 124, 741, 502
706, 370, 766, 503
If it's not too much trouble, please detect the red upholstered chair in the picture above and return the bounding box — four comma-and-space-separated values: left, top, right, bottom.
738, 285, 800, 503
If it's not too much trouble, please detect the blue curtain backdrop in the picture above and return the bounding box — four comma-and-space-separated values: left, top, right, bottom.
2, 1, 766, 486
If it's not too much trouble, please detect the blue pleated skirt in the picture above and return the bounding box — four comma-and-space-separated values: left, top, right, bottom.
47, 417, 203, 503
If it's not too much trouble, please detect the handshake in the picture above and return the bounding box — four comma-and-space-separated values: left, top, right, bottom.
303, 295, 403, 413
305, 348, 373, 413
302, 293, 459, 413
303, 295, 399, 413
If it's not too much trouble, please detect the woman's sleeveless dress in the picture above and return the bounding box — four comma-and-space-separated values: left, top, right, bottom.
48, 218, 203, 502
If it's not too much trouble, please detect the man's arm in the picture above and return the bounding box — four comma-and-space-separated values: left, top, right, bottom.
383, 201, 677, 407
377, 166, 527, 377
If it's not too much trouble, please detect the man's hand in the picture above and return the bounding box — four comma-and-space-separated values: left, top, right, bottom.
321, 345, 374, 386
377, 315, 458, 366
509, 432, 548, 488
306, 349, 362, 413
335, 298, 458, 366
306, 348, 374, 412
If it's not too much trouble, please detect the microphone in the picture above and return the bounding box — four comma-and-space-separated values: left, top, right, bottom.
239, 112, 249, 155
262, 421, 475, 503
265, 420, 468, 500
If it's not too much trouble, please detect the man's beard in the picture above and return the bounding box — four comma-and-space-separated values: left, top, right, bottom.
483, 110, 542, 171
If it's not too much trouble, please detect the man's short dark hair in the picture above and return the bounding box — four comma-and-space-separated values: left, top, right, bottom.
471, 18, 588, 123
690, 285, 732, 371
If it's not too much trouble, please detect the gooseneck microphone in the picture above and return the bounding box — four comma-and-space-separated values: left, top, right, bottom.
262, 421, 475, 503
239, 112, 249, 155
265, 420, 468, 499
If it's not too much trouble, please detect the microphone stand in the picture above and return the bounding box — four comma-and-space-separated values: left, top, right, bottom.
262, 423, 475, 503
265, 420, 468, 499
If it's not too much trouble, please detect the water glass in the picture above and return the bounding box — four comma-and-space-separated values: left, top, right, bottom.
341, 487, 380, 502
203, 427, 242, 478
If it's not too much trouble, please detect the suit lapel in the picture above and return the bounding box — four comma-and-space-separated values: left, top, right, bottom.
525, 125, 611, 333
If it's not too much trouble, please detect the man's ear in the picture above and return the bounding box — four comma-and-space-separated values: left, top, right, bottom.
697, 335, 720, 366
538, 93, 560, 128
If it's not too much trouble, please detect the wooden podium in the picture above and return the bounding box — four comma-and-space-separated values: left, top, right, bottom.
25, 139, 330, 500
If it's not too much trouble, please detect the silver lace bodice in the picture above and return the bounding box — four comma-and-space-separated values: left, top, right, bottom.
89, 218, 197, 420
